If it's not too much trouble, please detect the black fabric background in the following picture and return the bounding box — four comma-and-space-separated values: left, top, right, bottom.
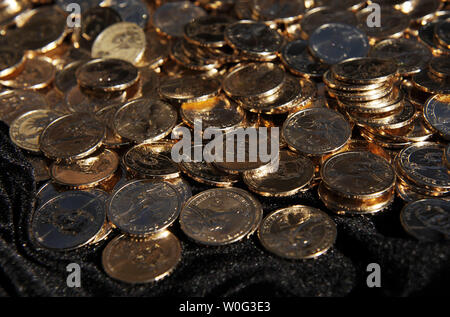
0, 120, 449, 297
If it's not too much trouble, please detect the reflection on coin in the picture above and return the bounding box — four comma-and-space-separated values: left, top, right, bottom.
321, 151, 395, 198
0, 90, 49, 125
258, 205, 336, 259
401, 199, 450, 241
253, 0, 305, 23
300, 7, 357, 39
224, 20, 284, 61
369, 38, 431, 76
39, 112, 106, 161
65, 85, 127, 113
429, 56, 450, 78
101, 0, 150, 29
223, 62, 285, 99
9, 109, 61, 153
91, 22, 146, 65
408, 0, 443, 22
56, 0, 102, 14
424, 95, 450, 140
356, 8, 409, 42
54, 60, 86, 95
113, 98, 177, 143
123, 143, 180, 179
108, 179, 182, 236
179, 188, 262, 245
308, 23, 369, 65
243, 150, 315, 197
0, 56, 55, 90
95, 104, 129, 148
435, 18, 450, 49
283, 108, 351, 156
331, 57, 398, 84
412, 70, 450, 94
0, 47, 25, 78
168, 177, 192, 205
153, 1, 207, 38
76, 58, 139, 92
280, 40, 328, 78
102, 231, 181, 283
136, 30, 170, 69
159, 76, 221, 103
31, 191, 106, 250
180, 156, 240, 187
184, 15, 233, 47
50, 149, 119, 188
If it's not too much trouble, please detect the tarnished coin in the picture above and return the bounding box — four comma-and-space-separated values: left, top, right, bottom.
396, 143, 450, 191
0, 56, 55, 90
39, 112, 106, 161
282, 108, 351, 156
223, 62, 285, 99
123, 143, 180, 179
369, 38, 431, 76
91, 22, 146, 65
50, 149, 119, 188
258, 205, 336, 259
76, 58, 139, 92
280, 40, 328, 78
179, 188, 262, 245
9, 110, 61, 153
113, 98, 177, 144
299, 7, 357, 40
412, 70, 450, 94
108, 179, 182, 236
243, 150, 315, 197
424, 95, 450, 140
102, 231, 181, 284
180, 96, 245, 131
153, 1, 207, 38
0, 47, 25, 78
252, 0, 305, 23
224, 20, 284, 61
401, 199, 450, 241
184, 15, 233, 47
308, 23, 370, 65
54, 60, 87, 95
331, 57, 398, 84
100, 0, 150, 29
356, 8, 409, 42
0, 89, 48, 125
72, 6, 122, 51
95, 104, 129, 148
159, 76, 221, 103
321, 151, 395, 199
31, 191, 106, 250
429, 56, 450, 78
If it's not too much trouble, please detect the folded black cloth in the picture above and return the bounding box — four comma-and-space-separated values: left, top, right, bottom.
0, 121, 448, 297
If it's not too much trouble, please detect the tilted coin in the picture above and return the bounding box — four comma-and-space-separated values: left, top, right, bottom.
429, 56, 450, 78
170, 39, 220, 71
167, 177, 192, 205
55, 0, 102, 14
308, 23, 370, 65
369, 38, 431, 76
123, 143, 180, 179
243, 150, 315, 197
323, 69, 386, 92
54, 60, 87, 95
72, 6, 122, 51
136, 30, 170, 69
76, 58, 139, 93
408, 0, 443, 22
280, 40, 328, 79
0, 47, 25, 78
331, 57, 398, 84
224, 20, 284, 61
102, 231, 181, 284
424, 95, 450, 140
283, 108, 351, 156
153, 1, 207, 38
223, 62, 285, 99
356, 8, 410, 42
95, 104, 129, 148
30, 191, 106, 250
184, 15, 233, 47
418, 17, 450, 56
108, 179, 182, 236
412, 70, 450, 94
113, 98, 177, 144
50, 149, 119, 188
0, 89, 49, 125
258, 205, 337, 259
252, 0, 305, 24
401, 199, 450, 241
0, 56, 55, 90
9, 110, 61, 153
179, 188, 262, 245
331, 82, 394, 102
0, 0, 30, 27
39, 112, 106, 161
159, 75, 221, 103
91, 22, 146, 65
435, 18, 450, 49
321, 151, 396, 199
180, 96, 245, 131
100, 0, 150, 29
396, 142, 450, 191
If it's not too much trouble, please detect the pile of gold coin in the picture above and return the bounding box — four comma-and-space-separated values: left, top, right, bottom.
1, 0, 449, 285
